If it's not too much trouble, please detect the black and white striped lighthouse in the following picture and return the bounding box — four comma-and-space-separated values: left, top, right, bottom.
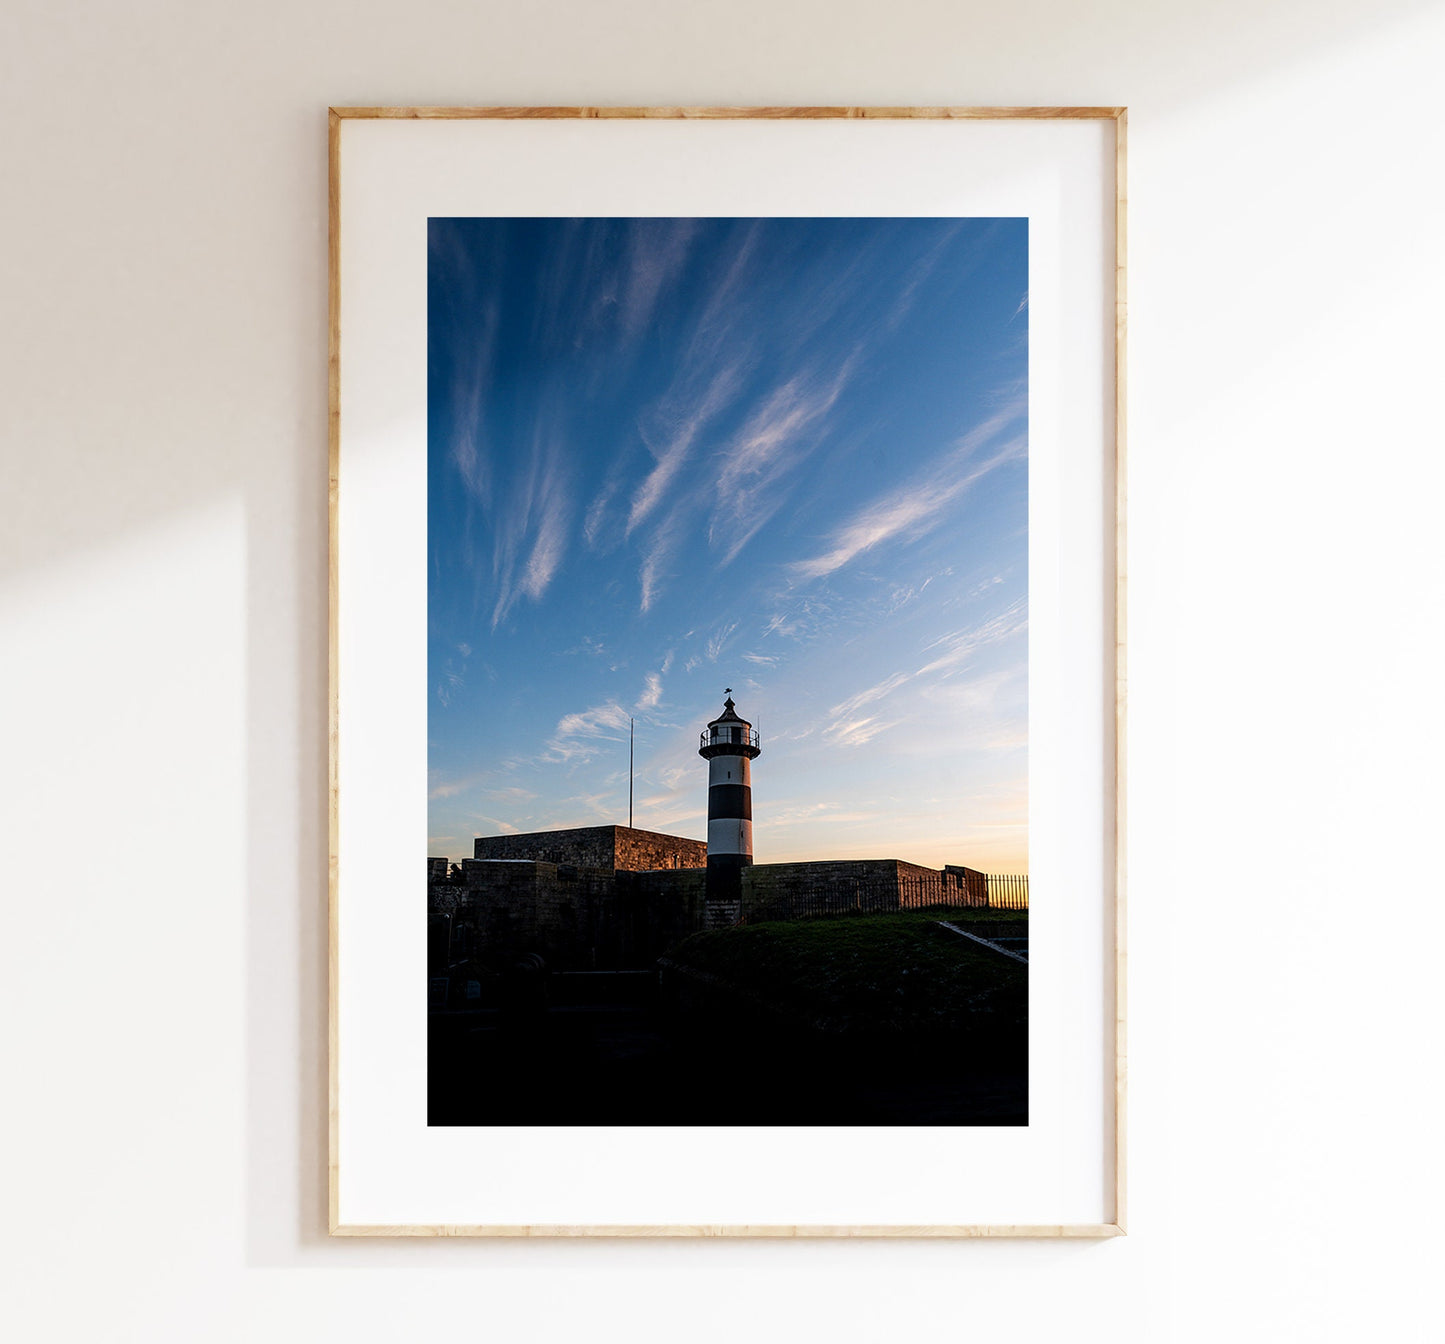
699, 690, 761, 911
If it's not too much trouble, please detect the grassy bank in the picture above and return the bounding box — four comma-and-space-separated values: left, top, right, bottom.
666, 910, 1026, 1039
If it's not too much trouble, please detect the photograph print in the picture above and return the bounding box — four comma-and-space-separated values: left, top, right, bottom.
426, 215, 1029, 1126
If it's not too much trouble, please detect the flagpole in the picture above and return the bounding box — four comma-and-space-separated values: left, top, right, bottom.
628, 717, 634, 829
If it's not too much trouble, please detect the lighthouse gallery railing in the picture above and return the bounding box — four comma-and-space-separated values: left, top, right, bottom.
699, 727, 761, 750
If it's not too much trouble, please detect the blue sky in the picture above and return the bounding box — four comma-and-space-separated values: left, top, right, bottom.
428, 217, 1028, 872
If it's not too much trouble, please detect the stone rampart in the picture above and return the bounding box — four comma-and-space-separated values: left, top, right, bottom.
473, 826, 619, 869
458, 858, 709, 970
739, 859, 922, 917
448, 828, 995, 969
622, 868, 709, 953
615, 826, 707, 871
428, 881, 465, 914
473, 824, 706, 872
459, 860, 613, 968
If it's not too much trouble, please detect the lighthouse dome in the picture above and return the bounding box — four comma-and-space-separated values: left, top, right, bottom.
699, 692, 761, 758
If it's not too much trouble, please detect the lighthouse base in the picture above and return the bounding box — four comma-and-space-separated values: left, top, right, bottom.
704, 856, 747, 928
703, 898, 742, 930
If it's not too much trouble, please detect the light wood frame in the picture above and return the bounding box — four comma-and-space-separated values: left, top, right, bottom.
328, 104, 1127, 1239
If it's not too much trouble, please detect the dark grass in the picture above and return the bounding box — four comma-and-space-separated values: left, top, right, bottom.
431, 911, 1028, 1126
667, 910, 1027, 1039
925, 905, 1029, 922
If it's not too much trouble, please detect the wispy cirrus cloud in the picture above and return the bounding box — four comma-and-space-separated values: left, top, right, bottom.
534, 791, 625, 831
914, 599, 1028, 678
681, 221, 762, 364
545, 668, 670, 763
705, 622, 737, 662
883, 221, 967, 331
637, 497, 689, 613
436, 665, 464, 708
522, 490, 567, 599
708, 353, 859, 565
430, 224, 502, 511
528, 218, 615, 353
622, 301, 755, 607
628, 358, 747, 536
822, 599, 1028, 747
490, 421, 574, 628
828, 672, 914, 725
583, 472, 625, 551
762, 594, 836, 644
885, 570, 949, 614
823, 714, 901, 748
792, 402, 1026, 582
429, 773, 485, 801
766, 801, 882, 830
484, 785, 537, 804
621, 219, 699, 337
447, 330, 496, 507
434, 641, 475, 709
547, 701, 632, 763
473, 816, 521, 836
620, 218, 887, 608
620, 220, 929, 607
636, 672, 664, 712
439, 222, 652, 629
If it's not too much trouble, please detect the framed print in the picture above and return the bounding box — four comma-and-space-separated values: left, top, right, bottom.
329, 106, 1126, 1237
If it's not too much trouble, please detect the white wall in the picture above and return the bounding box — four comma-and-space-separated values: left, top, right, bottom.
2, 2, 1441, 1340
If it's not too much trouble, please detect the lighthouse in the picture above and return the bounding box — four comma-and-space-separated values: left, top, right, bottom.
699, 690, 761, 915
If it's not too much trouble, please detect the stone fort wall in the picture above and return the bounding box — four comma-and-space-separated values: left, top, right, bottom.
456, 858, 708, 970
437, 829, 991, 971
616, 827, 708, 871
461, 860, 618, 969
472, 825, 706, 872
741, 858, 984, 920
739, 858, 935, 912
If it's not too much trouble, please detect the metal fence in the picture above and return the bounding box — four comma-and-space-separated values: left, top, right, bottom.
983, 873, 1030, 910
745, 872, 1028, 924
